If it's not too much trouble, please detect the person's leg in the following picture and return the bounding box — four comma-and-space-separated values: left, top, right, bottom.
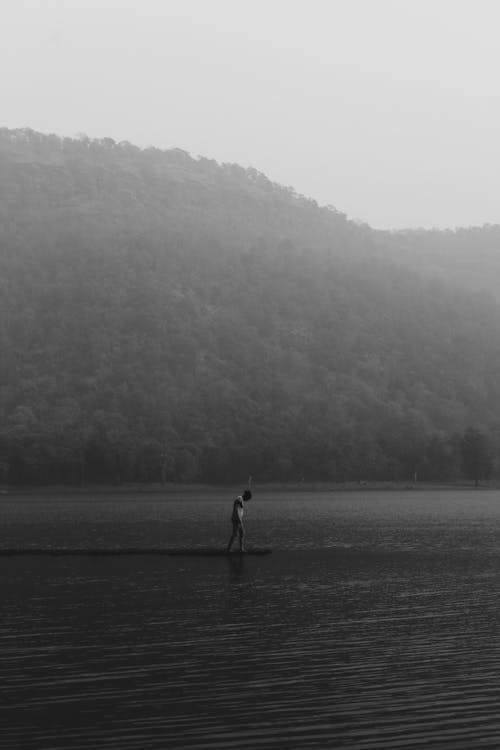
238, 523, 246, 552
227, 524, 237, 552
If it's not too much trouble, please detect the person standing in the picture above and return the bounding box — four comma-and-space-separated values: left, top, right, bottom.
226, 489, 252, 553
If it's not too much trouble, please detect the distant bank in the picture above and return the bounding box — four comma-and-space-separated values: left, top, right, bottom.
0, 480, 498, 496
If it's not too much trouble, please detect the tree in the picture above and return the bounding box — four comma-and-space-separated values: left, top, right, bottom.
460, 428, 493, 486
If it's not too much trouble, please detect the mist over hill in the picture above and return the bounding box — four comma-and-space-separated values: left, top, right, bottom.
1, 127, 500, 485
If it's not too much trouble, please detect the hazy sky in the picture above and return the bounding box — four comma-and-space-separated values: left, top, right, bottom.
3, 0, 500, 229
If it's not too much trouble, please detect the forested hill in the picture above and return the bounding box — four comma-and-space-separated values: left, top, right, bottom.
2, 126, 500, 485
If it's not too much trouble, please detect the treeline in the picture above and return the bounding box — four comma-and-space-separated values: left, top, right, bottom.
2, 419, 494, 487
2, 127, 500, 486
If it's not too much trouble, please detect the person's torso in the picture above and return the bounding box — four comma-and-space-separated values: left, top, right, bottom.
231, 496, 244, 523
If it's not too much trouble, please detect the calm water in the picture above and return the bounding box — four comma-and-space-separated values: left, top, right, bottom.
3, 489, 500, 748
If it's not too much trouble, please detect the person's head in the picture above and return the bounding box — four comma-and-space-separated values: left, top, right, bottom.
242, 489, 252, 501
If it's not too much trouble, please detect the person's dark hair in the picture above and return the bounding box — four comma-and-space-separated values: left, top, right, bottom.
243, 490, 252, 501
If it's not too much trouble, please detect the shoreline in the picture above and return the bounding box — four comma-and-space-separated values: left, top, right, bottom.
0, 480, 497, 496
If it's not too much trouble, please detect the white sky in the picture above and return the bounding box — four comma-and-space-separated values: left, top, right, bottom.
2, 0, 500, 229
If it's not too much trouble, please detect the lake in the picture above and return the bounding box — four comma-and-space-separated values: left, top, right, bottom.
2, 489, 500, 748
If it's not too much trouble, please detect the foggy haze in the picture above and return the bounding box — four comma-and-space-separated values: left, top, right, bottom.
2, 0, 500, 230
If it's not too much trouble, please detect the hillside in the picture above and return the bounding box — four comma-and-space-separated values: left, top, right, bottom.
377, 225, 500, 303
1, 127, 500, 485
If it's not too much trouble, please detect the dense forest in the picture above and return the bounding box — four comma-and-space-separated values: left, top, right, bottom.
1, 127, 500, 485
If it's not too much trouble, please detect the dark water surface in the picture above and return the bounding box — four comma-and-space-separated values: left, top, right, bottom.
2, 490, 500, 748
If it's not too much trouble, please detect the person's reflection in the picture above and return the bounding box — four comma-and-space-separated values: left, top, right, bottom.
226, 552, 245, 581
224, 553, 252, 614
